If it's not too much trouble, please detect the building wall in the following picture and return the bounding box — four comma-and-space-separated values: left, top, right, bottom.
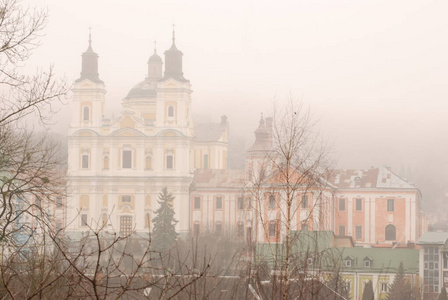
67, 76, 228, 235
334, 190, 421, 245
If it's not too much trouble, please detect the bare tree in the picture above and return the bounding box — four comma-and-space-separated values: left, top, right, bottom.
0, 0, 66, 127
246, 99, 336, 299
0, 0, 68, 241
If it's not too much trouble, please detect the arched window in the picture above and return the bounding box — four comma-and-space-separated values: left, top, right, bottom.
102, 213, 108, 227
385, 224, 396, 241
103, 156, 109, 169
168, 106, 174, 117
83, 106, 90, 121
145, 155, 152, 169
145, 213, 150, 228
166, 154, 174, 169
81, 151, 89, 169
268, 221, 277, 238
215, 222, 222, 235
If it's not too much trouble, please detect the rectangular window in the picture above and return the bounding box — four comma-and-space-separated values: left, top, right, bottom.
35, 197, 41, 208
194, 223, 200, 236
269, 223, 277, 237
237, 224, 244, 237
345, 281, 351, 291
339, 198, 345, 211
268, 195, 276, 209
57, 196, 63, 208
166, 155, 174, 169
120, 216, 133, 236
122, 195, 131, 203
246, 197, 252, 209
301, 195, 308, 209
339, 225, 346, 236
204, 154, 209, 169
122, 150, 132, 169
83, 107, 89, 121
215, 197, 222, 209
238, 197, 244, 210
387, 199, 395, 212
194, 197, 201, 209
381, 283, 388, 293
215, 223, 222, 235
81, 214, 88, 226
246, 227, 252, 243
82, 154, 89, 169
355, 225, 362, 240
356, 198, 362, 211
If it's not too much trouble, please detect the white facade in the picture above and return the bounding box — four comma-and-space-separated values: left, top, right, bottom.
66, 34, 228, 236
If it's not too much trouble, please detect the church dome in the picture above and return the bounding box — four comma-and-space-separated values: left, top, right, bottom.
126, 80, 157, 99
148, 52, 162, 64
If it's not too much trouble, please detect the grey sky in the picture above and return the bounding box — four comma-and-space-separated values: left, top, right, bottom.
28, 0, 448, 204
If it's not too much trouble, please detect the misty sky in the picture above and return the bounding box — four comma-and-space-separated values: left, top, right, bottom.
28, 0, 448, 206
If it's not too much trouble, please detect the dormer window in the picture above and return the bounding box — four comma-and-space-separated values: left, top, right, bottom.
364, 257, 373, 268
345, 257, 353, 267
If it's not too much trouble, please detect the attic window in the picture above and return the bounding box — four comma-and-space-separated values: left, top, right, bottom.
364, 259, 372, 268
345, 259, 352, 267
307, 257, 313, 265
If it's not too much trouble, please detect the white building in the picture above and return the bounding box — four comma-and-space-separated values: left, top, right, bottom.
66, 32, 228, 236
66, 31, 425, 248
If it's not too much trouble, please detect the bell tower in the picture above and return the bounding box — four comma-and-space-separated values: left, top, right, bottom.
70, 30, 106, 130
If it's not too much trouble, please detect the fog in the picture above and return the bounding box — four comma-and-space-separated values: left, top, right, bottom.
28, 0, 448, 213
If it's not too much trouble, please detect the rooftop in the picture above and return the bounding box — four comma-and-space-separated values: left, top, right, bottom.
191, 169, 245, 189
417, 231, 448, 245
329, 166, 416, 189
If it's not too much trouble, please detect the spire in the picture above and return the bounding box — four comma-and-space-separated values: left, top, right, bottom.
250, 113, 272, 151
163, 25, 188, 82
148, 39, 163, 80
88, 27, 92, 49
76, 28, 103, 83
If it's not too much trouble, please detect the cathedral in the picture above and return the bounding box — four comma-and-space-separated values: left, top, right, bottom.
66, 31, 426, 246
66, 31, 228, 236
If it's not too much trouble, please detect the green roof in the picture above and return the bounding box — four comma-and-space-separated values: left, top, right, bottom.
339, 247, 419, 273
255, 231, 419, 274
417, 231, 448, 245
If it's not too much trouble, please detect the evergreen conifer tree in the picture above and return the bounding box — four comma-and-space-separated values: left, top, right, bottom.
151, 187, 178, 251
362, 281, 374, 300
387, 262, 418, 300
438, 287, 448, 300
